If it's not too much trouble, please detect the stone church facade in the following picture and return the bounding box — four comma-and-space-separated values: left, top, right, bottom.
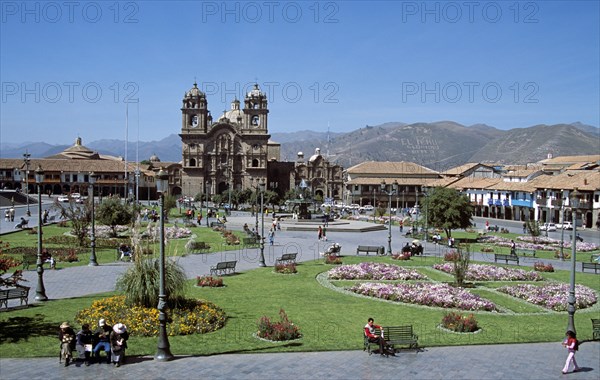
179, 82, 281, 198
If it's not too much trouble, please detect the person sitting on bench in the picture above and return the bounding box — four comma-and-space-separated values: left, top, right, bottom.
401, 243, 412, 255
119, 244, 132, 261
364, 318, 393, 356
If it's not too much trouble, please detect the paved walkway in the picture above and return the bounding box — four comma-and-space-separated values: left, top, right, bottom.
1, 214, 599, 379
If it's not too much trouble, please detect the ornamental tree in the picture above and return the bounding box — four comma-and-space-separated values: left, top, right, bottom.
95, 196, 133, 237
421, 187, 473, 238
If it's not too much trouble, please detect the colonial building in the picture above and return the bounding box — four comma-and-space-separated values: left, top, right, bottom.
294, 149, 344, 202
179, 82, 280, 198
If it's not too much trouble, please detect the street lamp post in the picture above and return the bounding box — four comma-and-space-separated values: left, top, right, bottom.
23, 152, 31, 216
206, 186, 210, 227
380, 180, 398, 255
258, 179, 266, 267
34, 166, 48, 301
559, 197, 566, 261
155, 168, 174, 361
566, 189, 580, 334
88, 172, 98, 266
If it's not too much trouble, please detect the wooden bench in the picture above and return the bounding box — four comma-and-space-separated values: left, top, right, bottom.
210, 221, 225, 228
581, 262, 600, 274
210, 261, 237, 276
356, 245, 384, 256
494, 253, 519, 265
516, 248, 536, 257
0, 285, 30, 309
276, 253, 297, 265
592, 319, 600, 341
363, 325, 419, 355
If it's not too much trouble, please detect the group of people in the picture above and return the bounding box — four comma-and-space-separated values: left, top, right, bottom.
58, 319, 129, 367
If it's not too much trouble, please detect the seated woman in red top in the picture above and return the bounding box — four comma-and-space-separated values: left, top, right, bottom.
364, 318, 391, 356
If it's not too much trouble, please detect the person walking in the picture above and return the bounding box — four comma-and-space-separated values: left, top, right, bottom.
562, 330, 581, 374
268, 228, 275, 245
318, 225, 323, 240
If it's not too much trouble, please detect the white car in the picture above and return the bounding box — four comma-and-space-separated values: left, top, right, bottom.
57, 195, 70, 202
556, 222, 573, 230
540, 223, 557, 232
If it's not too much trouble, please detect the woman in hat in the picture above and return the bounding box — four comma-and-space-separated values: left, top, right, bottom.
109, 323, 129, 367
58, 322, 76, 366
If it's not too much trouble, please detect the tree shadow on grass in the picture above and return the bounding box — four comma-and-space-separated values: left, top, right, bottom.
0, 313, 56, 343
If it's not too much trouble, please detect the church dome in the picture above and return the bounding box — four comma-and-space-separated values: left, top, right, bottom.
185, 82, 205, 98
149, 153, 161, 162
309, 148, 322, 162
219, 99, 244, 123
246, 83, 265, 98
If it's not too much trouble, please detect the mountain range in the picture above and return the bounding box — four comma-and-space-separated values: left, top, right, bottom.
1, 122, 598, 170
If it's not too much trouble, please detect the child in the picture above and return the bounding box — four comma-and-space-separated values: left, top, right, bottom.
562, 330, 581, 374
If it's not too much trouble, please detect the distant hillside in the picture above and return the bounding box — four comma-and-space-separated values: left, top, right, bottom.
1, 122, 597, 168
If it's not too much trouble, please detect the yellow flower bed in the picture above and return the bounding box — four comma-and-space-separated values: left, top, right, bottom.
75, 296, 226, 336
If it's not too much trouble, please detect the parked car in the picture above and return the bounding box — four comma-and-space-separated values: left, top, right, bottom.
540, 223, 557, 232
556, 222, 573, 230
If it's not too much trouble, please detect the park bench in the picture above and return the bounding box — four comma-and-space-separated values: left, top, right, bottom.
363, 325, 419, 355
186, 241, 211, 254
276, 253, 297, 265
242, 237, 258, 247
494, 253, 519, 265
516, 248, 536, 257
0, 285, 30, 309
581, 262, 600, 274
210, 261, 237, 276
210, 221, 225, 228
592, 319, 600, 341
356, 245, 384, 256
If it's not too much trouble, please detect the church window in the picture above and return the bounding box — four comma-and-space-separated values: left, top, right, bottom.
252, 159, 259, 168
189, 158, 196, 167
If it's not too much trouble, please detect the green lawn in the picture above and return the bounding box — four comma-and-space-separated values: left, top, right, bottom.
0, 224, 249, 268
1, 255, 599, 358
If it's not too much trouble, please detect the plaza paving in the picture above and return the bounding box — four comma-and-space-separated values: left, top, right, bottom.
1, 213, 599, 379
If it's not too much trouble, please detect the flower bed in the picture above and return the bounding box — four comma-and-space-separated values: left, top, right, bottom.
349, 282, 499, 311
497, 283, 598, 311
533, 262, 554, 272
196, 275, 223, 287
441, 312, 479, 332
478, 235, 599, 252
433, 263, 543, 281
275, 263, 297, 274
256, 309, 301, 341
325, 255, 343, 265
328, 262, 426, 281
75, 295, 226, 336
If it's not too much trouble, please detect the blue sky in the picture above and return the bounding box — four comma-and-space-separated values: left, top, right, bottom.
1, 0, 599, 145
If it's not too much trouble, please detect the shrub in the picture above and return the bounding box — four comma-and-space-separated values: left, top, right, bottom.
274, 263, 297, 274
325, 255, 342, 264
116, 257, 187, 309
256, 309, 301, 341
444, 250, 460, 261
391, 252, 411, 260
75, 295, 226, 336
554, 251, 571, 260
480, 246, 495, 253
186, 241, 210, 253
53, 249, 80, 263
196, 275, 223, 287
533, 261, 554, 272
441, 312, 479, 332
452, 246, 471, 287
